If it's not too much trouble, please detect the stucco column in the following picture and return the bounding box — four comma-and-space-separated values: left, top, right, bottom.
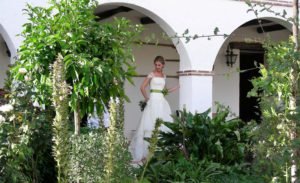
178, 70, 213, 114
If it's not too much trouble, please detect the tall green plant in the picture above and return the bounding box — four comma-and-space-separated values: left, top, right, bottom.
139, 118, 163, 182
103, 98, 118, 182
249, 39, 300, 182
246, 1, 300, 181
11, 0, 142, 134
101, 98, 135, 182
116, 97, 125, 130
52, 53, 70, 182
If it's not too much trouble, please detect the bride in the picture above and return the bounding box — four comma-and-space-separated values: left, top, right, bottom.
130, 55, 179, 163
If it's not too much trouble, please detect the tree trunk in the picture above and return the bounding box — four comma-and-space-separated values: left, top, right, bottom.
293, 0, 299, 50
291, 1, 299, 182
74, 106, 80, 135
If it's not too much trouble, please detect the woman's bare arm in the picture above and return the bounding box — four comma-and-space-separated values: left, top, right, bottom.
140, 77, 151, 101
167, 84, 180, 93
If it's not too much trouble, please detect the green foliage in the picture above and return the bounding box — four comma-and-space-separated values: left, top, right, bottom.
67, 128, 135, 183
144, 157, 223, 182
52, 53, 70, 182
0, 82, 56, 183
249, 38, 300, 182
11, 0, 142, 118
142, 107, 254, 182
66, 98, 135, 183
249, 39, 300, 111
157, 107, 252, 164
211, 171, 263, 183
140, 118, 163, 182
2, 1, 142, 181
116, 97, 125, 129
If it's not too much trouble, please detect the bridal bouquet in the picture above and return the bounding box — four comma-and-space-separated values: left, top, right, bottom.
139, 100, 147, 111
162, 88, 169, 96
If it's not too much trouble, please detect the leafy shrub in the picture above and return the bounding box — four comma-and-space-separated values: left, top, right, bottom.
0, 82, 56, 183
157, 107, 253, 164
67, 128, 136, 183
249, 38, 300, 182
144, 156, 223, 182
143, 107, 255, 182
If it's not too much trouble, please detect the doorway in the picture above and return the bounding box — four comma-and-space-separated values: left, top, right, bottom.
239, 50, 264, 122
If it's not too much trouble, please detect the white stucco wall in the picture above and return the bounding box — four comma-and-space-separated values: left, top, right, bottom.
0, 35, 10, 88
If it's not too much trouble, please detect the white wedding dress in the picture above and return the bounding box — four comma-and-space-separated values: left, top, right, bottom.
130, 73, 173, 162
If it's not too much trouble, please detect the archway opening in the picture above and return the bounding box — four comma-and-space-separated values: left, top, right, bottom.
94, 5, 180, 139
213, 18, 291, 122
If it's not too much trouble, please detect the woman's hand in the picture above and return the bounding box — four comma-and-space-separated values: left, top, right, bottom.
168, 84, 180, 93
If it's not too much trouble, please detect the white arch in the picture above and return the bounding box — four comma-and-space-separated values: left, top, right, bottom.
179, 1, 294, 72
216, 16, 292, 67
0, 24, 17, 63
213, 15, 292, 117
97, 1, 192, 70
263, 16, 293, 32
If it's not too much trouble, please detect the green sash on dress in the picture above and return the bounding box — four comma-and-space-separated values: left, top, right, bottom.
150, 89, 163, 93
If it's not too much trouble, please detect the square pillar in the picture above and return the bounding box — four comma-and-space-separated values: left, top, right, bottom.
178, 70, 213, 114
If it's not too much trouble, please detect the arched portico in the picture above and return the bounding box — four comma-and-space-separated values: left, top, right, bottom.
96, 1, 192, 70
97, 0, 294, 118
95, 2, 182, 138
213, 16, 292, 120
